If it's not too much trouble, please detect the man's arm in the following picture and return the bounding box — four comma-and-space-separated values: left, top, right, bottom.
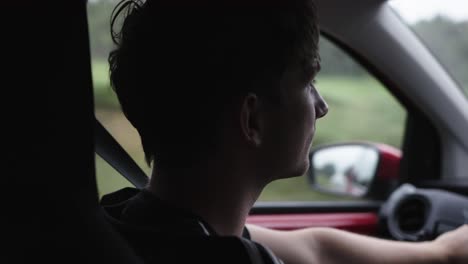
247, 224, 468, 264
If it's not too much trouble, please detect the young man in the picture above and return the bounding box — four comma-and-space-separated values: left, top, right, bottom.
103, 0, 468, 263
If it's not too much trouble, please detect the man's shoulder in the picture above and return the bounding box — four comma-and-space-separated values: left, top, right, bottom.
100, 187, 280, 264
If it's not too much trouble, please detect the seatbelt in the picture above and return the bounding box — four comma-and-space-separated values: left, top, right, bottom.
95, 118, 149, 189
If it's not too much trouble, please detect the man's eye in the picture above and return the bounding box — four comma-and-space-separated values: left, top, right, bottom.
309, 80, 317, 90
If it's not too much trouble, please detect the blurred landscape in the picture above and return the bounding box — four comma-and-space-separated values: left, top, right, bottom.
89, 0, 468, 200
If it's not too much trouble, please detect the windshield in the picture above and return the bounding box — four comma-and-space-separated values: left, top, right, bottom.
390, 0, 468, 98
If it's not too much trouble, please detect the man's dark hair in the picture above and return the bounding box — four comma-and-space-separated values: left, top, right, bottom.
109, 0, 320, 172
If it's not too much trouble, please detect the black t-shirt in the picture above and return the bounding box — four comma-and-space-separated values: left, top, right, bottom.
101, 187, 281, 264
120, 188, 251, 238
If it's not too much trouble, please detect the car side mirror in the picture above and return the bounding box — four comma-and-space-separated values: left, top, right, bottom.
308, 142, 401, 200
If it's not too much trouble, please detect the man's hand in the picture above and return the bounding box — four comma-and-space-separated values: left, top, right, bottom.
432, 225, 468, 264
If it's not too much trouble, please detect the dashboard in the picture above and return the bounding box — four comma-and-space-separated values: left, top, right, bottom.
380, 184, 468, 241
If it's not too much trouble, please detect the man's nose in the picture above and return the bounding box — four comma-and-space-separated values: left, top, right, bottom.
316, 95, 328, 119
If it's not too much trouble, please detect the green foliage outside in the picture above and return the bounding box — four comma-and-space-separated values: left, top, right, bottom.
412, 17, 468, 94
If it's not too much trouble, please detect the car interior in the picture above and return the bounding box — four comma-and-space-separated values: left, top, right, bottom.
6, 0, 468, 263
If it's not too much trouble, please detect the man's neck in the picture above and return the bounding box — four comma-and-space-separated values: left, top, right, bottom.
147, 165, 265, 237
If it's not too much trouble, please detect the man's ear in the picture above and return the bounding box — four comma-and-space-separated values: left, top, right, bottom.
240, 93, 262, 147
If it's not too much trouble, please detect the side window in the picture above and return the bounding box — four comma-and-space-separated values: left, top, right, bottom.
88, 1, 150, 197
258, 36, 407, 201
88, 2, 406, 200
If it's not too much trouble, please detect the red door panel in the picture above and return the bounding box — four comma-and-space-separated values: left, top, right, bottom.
247, 212, 378, 235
